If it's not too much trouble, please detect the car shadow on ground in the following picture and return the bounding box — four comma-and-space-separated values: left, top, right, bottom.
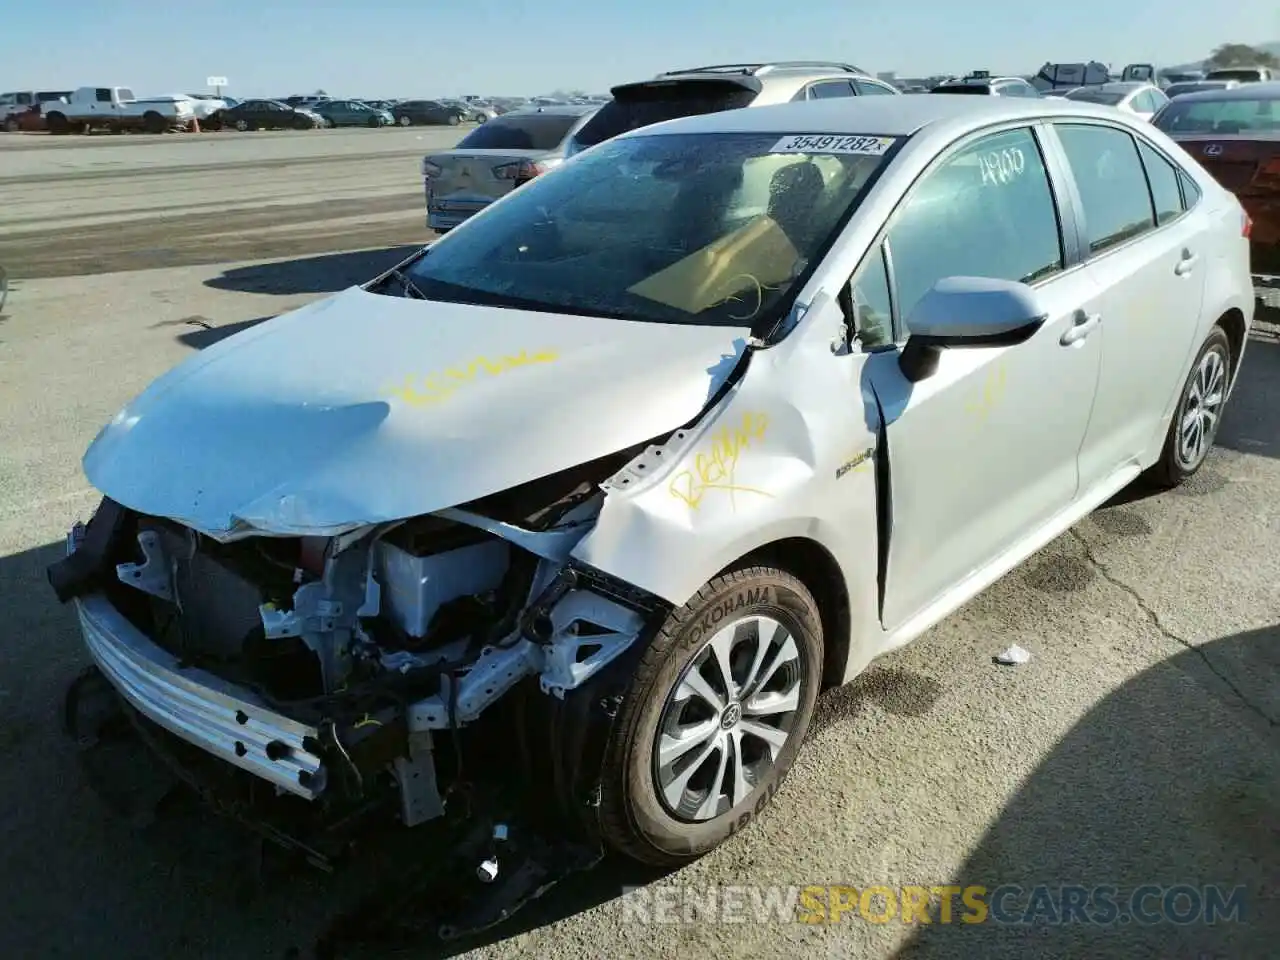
203, 245, 423, 297
890, 624, 1278, 959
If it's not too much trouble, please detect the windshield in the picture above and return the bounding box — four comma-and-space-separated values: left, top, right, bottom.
1206, 69, 1264, 82
1154, 96, 1280, 134
457, 113, 582, 150
1166, 82, 1228, 97
397, 131, 897, 332
1065, 89, 1128, 105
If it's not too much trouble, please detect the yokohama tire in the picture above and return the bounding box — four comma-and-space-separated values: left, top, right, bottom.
598, 565, 823, 866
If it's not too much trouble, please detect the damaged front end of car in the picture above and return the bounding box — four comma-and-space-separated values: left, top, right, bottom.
47, 453, 673, 941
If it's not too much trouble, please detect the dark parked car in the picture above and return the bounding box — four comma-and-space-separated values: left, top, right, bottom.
1152, 81, 1280, 272
391, 99, 469, 127
212, 99, 324, 131
310, 99, 394, 128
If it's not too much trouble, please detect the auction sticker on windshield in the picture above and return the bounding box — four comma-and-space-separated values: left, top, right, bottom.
770, 134, 896, 155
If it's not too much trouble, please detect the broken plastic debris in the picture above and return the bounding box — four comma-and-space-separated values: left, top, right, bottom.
994, 644, 1032, 666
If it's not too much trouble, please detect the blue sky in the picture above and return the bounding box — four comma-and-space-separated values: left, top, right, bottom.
4, 0, 1278, 98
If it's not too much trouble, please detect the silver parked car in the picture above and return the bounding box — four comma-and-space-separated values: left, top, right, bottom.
50, 94, 1253, 905
421, 104, 597, 231
1063, 81, 1170, 120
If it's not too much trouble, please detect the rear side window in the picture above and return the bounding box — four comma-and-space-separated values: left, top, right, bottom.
1136, 141, 1184, 225
854, 79, 895, 96
457, 114, 581, 150
1179, 171, 1202, 209
95, 88, 112, 102
570, 82, 758, 148
807, 80, 856, 99
1054, 124, 1155, 254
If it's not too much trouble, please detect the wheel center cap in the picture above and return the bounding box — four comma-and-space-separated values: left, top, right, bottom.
720, 702, 742, 730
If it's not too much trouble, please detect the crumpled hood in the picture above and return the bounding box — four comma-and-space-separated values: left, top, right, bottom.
85, 286, 750, 537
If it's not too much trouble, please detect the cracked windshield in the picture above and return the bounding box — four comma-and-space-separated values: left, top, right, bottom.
398, 132, 892, 328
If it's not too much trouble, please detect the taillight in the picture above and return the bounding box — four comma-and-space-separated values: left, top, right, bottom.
493, 159, 543, 182
1262, 158, 1280, 176
1242, 211, 1253, 238
421, 159, 441, 178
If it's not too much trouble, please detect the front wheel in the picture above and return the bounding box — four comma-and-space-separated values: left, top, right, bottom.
1146, 325, 1232, 488
367, 115, 381, 128
398, 115, 412, 126
447, 113, 460, 126
598, 566, 823, 866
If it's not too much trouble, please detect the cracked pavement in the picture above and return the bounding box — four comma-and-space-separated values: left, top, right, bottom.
0, 133, 1275, 958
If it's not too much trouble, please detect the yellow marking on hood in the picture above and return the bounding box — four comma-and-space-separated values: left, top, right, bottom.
388, 349, 560, 406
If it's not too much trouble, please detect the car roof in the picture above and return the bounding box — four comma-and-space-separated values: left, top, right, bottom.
1092, 81, 1146, 92
614, 93, 1125, 140
1166, 81, 1280, 103
504, 103, 597, 117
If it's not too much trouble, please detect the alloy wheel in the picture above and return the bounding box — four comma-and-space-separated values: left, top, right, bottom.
653, 615, 805, 822
1176, 345, 1227, 470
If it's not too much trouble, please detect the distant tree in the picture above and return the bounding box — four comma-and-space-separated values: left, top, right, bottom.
1205, 43, 1278, 68
315, 88, 328, 95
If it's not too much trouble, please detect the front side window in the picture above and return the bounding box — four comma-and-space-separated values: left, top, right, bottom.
399, 131, 896, 332
886, 126, 1064, 332
1054, 123, 1155, 254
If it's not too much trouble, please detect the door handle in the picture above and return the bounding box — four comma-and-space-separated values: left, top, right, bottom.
1060, 311, 1102, 346
1174, 251, 1199, 276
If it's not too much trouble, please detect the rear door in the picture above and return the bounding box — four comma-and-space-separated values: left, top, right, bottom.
565, 77, 759, 156
1047, 121, 1207, 487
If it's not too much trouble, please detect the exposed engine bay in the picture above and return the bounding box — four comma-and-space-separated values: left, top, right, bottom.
48, 458, 672, 941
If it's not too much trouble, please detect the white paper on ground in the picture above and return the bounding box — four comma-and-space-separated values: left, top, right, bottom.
994, 644, 1032, 666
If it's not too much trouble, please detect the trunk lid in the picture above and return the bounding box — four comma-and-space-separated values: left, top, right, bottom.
1170, 134, 1280, 196
423, 148, 553, 210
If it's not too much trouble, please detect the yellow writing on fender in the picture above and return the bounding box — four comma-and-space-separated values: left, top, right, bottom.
387, 349, 560, 407
669, 411, 773, 510
796, 885, 989, 924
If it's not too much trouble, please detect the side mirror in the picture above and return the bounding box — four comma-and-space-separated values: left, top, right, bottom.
898, 276, 1047, 382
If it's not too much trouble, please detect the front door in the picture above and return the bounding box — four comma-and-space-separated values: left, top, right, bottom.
859, 125, 1104, 629
1048, 122, 1207, 488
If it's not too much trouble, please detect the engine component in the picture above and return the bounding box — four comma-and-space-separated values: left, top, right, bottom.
375, 525, 511, 641
393, 731, 444, 827
538, 589, 646, 698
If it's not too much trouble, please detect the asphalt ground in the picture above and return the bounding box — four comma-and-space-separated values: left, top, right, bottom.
0, 129, 1275, 959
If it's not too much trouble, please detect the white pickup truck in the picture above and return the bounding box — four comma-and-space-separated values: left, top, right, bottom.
42, 86, 195, 134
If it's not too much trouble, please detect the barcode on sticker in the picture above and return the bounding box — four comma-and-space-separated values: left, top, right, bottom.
770, 134, 896, 156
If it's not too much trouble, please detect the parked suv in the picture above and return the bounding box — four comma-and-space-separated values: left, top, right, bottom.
564, 60, 898, 157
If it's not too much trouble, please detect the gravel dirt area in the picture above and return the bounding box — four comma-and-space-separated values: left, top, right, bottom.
0, 131, 1275, 960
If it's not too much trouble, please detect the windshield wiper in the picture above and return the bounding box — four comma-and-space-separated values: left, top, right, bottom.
386, 268, 427, 300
